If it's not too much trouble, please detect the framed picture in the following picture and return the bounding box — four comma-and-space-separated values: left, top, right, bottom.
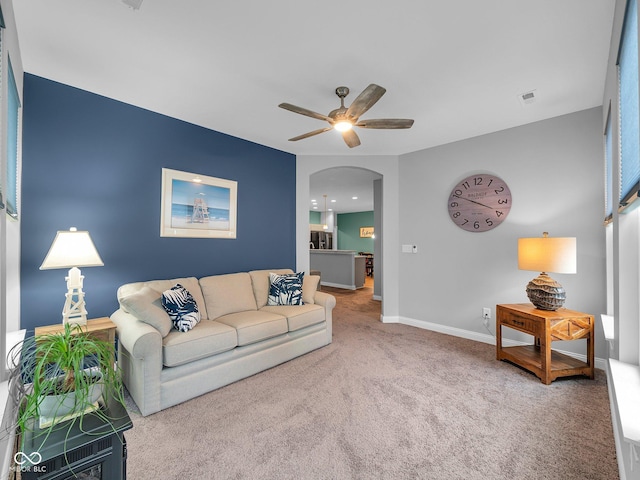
160, 168, 237, 239
360, 226, 374, 238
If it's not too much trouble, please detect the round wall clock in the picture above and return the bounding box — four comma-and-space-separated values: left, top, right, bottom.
447, 174, 512, 232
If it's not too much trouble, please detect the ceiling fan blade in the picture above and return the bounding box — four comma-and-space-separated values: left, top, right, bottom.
279, 103, 332, 122
355, 118, 415, 129
342, 129, 361, 148
288, 127, 333, 142
345, 84, 386, 120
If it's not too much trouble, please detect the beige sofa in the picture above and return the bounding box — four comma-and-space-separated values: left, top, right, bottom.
111, 269, 335, 416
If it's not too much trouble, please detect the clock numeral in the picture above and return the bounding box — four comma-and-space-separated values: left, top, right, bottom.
461, 219, 469, 226
487, 178, 493, 186
453, 189, 462, 198
452, 212, 461, 218
461, 181, 470, 190
450, 201, 459, 208
494, 186, 505, 194
497, 198, 509, 205
474, 177, 483, 186
486, 218, 494, 227
474, 221, 480, 229
496, 210, 504, 217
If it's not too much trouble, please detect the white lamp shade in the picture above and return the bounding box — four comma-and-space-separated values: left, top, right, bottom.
518, 235, 577, 274
40, 228, 104, 270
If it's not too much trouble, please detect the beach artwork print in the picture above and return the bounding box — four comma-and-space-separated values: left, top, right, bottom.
160, 168, 237, 238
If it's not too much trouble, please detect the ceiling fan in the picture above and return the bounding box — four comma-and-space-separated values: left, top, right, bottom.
278, 84, 414, 148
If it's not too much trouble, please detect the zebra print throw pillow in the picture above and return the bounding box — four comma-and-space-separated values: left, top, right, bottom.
161, 284, 201, 332
267, 272, 304, 306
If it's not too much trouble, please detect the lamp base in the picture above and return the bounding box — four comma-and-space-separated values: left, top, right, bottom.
62, 267, 88, 326
526, 272, 566, 311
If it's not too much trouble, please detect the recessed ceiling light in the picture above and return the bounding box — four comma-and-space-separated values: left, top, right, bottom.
328, 208, 333, 212
331, 199, 336, 203
352, 196, 358, 200
313, 206, 318, 210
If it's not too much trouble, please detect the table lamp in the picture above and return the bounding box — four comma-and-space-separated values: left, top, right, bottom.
518, 232, 576, 311
40, 227, 104, 325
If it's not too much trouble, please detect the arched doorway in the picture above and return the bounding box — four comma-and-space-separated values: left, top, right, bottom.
308, 167, 382, 300
295, 155, 400, 323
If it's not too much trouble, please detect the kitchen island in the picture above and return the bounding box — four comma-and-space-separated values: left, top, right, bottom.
309, 250, 366, 290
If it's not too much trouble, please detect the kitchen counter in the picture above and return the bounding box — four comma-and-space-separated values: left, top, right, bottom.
309, 250, 366, 289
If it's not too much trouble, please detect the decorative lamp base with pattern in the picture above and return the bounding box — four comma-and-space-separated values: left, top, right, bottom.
525, 272, 566, 311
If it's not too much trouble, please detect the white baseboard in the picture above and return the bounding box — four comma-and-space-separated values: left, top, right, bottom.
321, 282, 355, 290
397, 316, 608, 371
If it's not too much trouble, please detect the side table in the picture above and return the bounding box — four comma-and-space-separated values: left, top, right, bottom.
35, 317, 117, 366
35, 317, 116, 344
17, 393, 132, 480
496, 303, 594, 384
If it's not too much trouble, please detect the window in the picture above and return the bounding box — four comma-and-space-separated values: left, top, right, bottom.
604, 106, 613, 222
5, 55, 19, 219
618, 0, 640, 210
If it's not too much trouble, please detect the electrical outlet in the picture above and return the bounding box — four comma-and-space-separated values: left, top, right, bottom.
482, 307, 491, 330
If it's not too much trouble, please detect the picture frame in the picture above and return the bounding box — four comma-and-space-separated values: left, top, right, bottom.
360, 226, 374, 238
160, 168, 237, 239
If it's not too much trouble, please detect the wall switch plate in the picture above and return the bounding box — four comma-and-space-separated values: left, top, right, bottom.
402, 245, 413, 253
482, 307, 491, 319
412, 245, 418, 253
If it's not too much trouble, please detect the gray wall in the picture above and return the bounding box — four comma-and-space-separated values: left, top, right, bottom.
398, 107, 607, 359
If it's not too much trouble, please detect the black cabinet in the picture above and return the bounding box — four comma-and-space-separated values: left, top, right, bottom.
17, 395, 132, 480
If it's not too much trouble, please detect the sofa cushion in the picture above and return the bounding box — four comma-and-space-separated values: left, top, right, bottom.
161, 284, 201, 332
268, 272, 304, 306
200, 273, 258, 319
118, 277, 208, 320
260, 304, 325, 332
216, 310, 288, 346
162, 320, 237, 367
302, 275, 320, 305
119, 286, 172, 337
249, 269, 294, 309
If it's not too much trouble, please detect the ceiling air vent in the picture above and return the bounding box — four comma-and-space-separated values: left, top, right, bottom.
518, 90, 538, 107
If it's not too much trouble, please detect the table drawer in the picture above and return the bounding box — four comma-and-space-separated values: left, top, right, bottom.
499, 312, 540, 335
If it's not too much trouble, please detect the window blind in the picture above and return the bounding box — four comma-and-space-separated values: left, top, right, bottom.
619, 0, 640, 207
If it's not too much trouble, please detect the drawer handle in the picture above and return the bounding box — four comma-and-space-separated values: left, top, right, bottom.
513, 320, 525, 326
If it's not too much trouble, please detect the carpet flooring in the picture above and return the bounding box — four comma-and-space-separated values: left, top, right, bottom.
123, 281, 618, 479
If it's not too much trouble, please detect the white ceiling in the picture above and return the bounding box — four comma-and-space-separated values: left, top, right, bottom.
310, 168, 382, 214
13, 0, 616, 212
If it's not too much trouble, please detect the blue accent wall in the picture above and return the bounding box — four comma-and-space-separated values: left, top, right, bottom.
21, 74, 296, 332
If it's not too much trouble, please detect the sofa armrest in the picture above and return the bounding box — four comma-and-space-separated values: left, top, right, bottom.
111, 309, 162, 360
111, 308, 164, 416
313, 291, 335, 344
313, 291, 336, 310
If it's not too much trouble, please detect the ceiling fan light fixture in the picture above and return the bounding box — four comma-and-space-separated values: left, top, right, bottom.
334, 120, 353, 132
279, 84, 413, 147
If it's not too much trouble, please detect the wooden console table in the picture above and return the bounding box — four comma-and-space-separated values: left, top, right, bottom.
35, 317, 117, 366
496, 303, 594, 384
35, 317, 116, 344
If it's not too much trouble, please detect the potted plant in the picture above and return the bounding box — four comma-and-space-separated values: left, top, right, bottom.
8, 322, 125, 436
